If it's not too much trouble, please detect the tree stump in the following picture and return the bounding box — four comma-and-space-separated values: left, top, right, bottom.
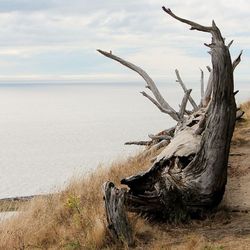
98, 6, 242, 245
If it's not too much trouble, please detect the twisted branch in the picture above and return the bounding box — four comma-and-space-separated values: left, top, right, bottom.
175, 69, 198, 110
97, 49, 180, 121
233, 50, 243, 71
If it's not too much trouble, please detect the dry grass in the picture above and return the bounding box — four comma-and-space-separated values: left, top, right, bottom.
0, 200, 19, 212
0, 151, 155, 249
232, 101, 250, 144
0, 101, 250, 249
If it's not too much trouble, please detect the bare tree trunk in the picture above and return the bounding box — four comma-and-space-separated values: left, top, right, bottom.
98, 6, 239, 245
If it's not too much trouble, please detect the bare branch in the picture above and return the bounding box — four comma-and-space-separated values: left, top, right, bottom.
206, 66, 211, 72
162, 7, 224, 44
179, 89, 192, 119
141, 91, 180, 121
236, 110, 245, 120
125, 140, 151, 146
200, 69, 204, 100
175, 69, 198, 111
234, 90, 239, 96
101, 7, 238, 240
232, 50, 243, 71
204, 42, 216, 49
148, 134, 172, 141
162, 7, 213, 33
97, 49, 179, 120
203, 70, 213, 107
141, 91, 166, 113
195, 114, 206, 135
227, 40, 234, 48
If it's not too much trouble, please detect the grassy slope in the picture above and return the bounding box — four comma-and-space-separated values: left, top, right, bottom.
0, 101, 250, 250
0, 151, 156, 249
232, 101, 250, 144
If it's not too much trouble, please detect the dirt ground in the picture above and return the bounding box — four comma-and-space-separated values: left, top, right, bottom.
224, 140, 250, 211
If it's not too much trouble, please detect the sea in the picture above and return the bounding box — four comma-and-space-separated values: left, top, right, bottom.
0, 81, 249, 199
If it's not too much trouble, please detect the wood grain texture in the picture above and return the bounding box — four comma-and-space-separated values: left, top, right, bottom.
99, 6, 240, 245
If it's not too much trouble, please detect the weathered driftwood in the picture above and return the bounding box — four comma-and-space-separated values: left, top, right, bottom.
200, 69, 204, 99
125, 133, 172, 147
102, 182, 134, 246
98, 6, 240, 245
124, 140, 151, 146
236, 110, 245, 120
148, 134, 171, 141
233, 50, 243, 71
175, 69, 198, 111
97, 50, 180, 122
138, 140, 171, 164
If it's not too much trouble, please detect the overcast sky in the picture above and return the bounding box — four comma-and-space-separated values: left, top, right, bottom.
0, 0, 249, 83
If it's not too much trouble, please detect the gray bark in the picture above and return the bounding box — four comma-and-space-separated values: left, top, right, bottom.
200, 69, 205, 103
175, 69, 198, 111
102, 182, 134, 246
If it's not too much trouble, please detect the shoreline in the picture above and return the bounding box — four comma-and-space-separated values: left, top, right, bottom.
0, 194, 46, 212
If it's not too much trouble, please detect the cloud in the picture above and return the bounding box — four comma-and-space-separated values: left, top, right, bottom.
0, 0, 249, 83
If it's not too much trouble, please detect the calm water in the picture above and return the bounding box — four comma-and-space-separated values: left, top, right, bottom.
0, 82, 249, 198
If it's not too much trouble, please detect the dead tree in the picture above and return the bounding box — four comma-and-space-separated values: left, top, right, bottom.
98, 6, 241, 246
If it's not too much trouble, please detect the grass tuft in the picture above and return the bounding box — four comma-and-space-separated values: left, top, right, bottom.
232, 101, 250, 144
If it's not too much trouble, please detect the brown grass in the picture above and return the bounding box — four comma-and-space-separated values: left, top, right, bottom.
232, 101, 250, 144
0, 151, 155, 249
0, 101, 250, 249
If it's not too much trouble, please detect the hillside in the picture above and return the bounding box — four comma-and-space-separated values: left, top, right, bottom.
0, 101, 249, 249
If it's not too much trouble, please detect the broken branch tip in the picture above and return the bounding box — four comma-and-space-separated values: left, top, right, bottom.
162, 6, 170, 12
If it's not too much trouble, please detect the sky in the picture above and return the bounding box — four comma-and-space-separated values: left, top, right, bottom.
0, 0, 249, 84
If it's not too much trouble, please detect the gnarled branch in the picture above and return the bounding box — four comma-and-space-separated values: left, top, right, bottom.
125, 140, 151, 146
179, 89, 192, 119
206, 66, 212, 72
162, 7, 213, 33
162, 6, 224, 44
148, 134, 171, 141
200, 69, 204, 101
234, 90, 239, 96
236, 110, 245, 120
100, 6, 238, 246
97, 49, 180, 121
227, 40, 234, 48
203, 69, 213, 107
175, 69, 198, 111
140, 91, 179, 120
233, 50, 243, 71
